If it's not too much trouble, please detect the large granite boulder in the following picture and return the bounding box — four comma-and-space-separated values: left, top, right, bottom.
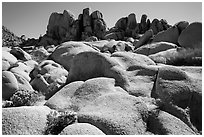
2, 106, 51, 135
49, 41, 97, 71
134, 42, 178, 56
178, 22, 202, 49
148, 110, 196, 135
151, 65, 201, 133
152, 26, 179, 44
2, 71, 19, 100
10, 47, 32, 61
47, 10, 75, 42
59, 123, 105, 135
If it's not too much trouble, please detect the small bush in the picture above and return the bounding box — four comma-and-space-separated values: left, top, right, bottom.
10, 90, 44, 107
167, 47, 202, 66
44, 110, 77, 135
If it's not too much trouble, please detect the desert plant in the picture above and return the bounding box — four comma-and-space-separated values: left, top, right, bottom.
10, 89, 44, 107
44, 110, 77, 135
167, 47, 202, 66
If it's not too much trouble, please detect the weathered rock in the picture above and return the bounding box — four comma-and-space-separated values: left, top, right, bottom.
50, 41, 97, 71
83, 8, 92, 33
30, 74, 49, 95
30, 47, 50, 63
47, 10, 74, 41
2, 51, 18, 67
111, 51, 156, 70
91, 10, 103, 20
134, 42, 178, 56
60, 123, 105, 135
66, 51, 129, 90
111, 52, 157, 97
31, 60, 68, 99
93, 19, 107, 39
2, 106, 51, 135
2, 60, 11, 71
10, 62, 32, 82
10, 47, 32, 61
115, 17, 128, 31
189, 90, 202, 131
140, 14, 148, 33
178, 22, 202, 49
151, 65, 201, 133
174, 21, 189, 34
134, 29, 153, 49
45, 81, 84, 110
85, 36, 98, 42
152, 26, 179, 44
78, 94, 149, 135
13, 73, 34, 92
126, 13, 137, 36
46, 77, 127, 111
2, 71, 19, 100
150, 19, 164, 34
38, 34, 58, 46
148, 110, 196, 135
104, 31, 125, 40
148, 48, 180, 64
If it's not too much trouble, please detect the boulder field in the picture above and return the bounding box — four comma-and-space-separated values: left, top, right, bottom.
2, 8, 202, 135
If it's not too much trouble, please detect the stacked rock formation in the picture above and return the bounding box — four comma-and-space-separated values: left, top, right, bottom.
39, 8, 107, 46
2, 7, 202, 135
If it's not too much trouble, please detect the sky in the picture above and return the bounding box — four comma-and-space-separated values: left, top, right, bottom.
2, 2, 202, 38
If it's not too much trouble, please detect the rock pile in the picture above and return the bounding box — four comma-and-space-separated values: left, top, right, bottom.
2, 7, 202, 135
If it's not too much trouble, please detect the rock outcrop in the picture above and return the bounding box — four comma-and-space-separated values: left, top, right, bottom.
2, 7, 202, 135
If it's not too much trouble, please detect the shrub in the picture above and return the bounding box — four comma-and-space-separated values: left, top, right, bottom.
44, 110, 77, 135
167, 47, 202, 66
10, 90, 44, 107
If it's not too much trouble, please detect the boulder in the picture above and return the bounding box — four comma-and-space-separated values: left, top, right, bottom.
47, 10, 74, 41
83, 8, 92, 33
134, 42, 178, 56
2, 106, 51, 135
78, 93, 149, 135
10, 47, 32, 61
91, 10, 103, 19
126, 13, 137, 36
140, 14, 149, 33
10, 62, 32, 82
66, 51, 129, 90
148, 110, 196, 135
151, 65, 201, 133
178, 22, 202, 49
104, 31, 125, 40
50, 41, 97, 71
2, 51, 18, 67
115, 17, 128, 31
110, 52, 157, 97
150, 19, 164, 34
59, 123, 105, 135
174, 21, 189, 34
13, 73, 34, 92
111, 51, 156, 70
134, 29, 153, 49
148, 48, 180, 64
93, 19, 107, 39
2, 71, 19, 100
45, 81, 84, 110
152, 26, 179, 44
46, 77, 128, 111
2, 60, 11, 71
85, 36, 98, 42
30, 47, 50, 63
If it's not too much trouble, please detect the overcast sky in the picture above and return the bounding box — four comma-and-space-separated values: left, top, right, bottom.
2, 2, 202, 38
